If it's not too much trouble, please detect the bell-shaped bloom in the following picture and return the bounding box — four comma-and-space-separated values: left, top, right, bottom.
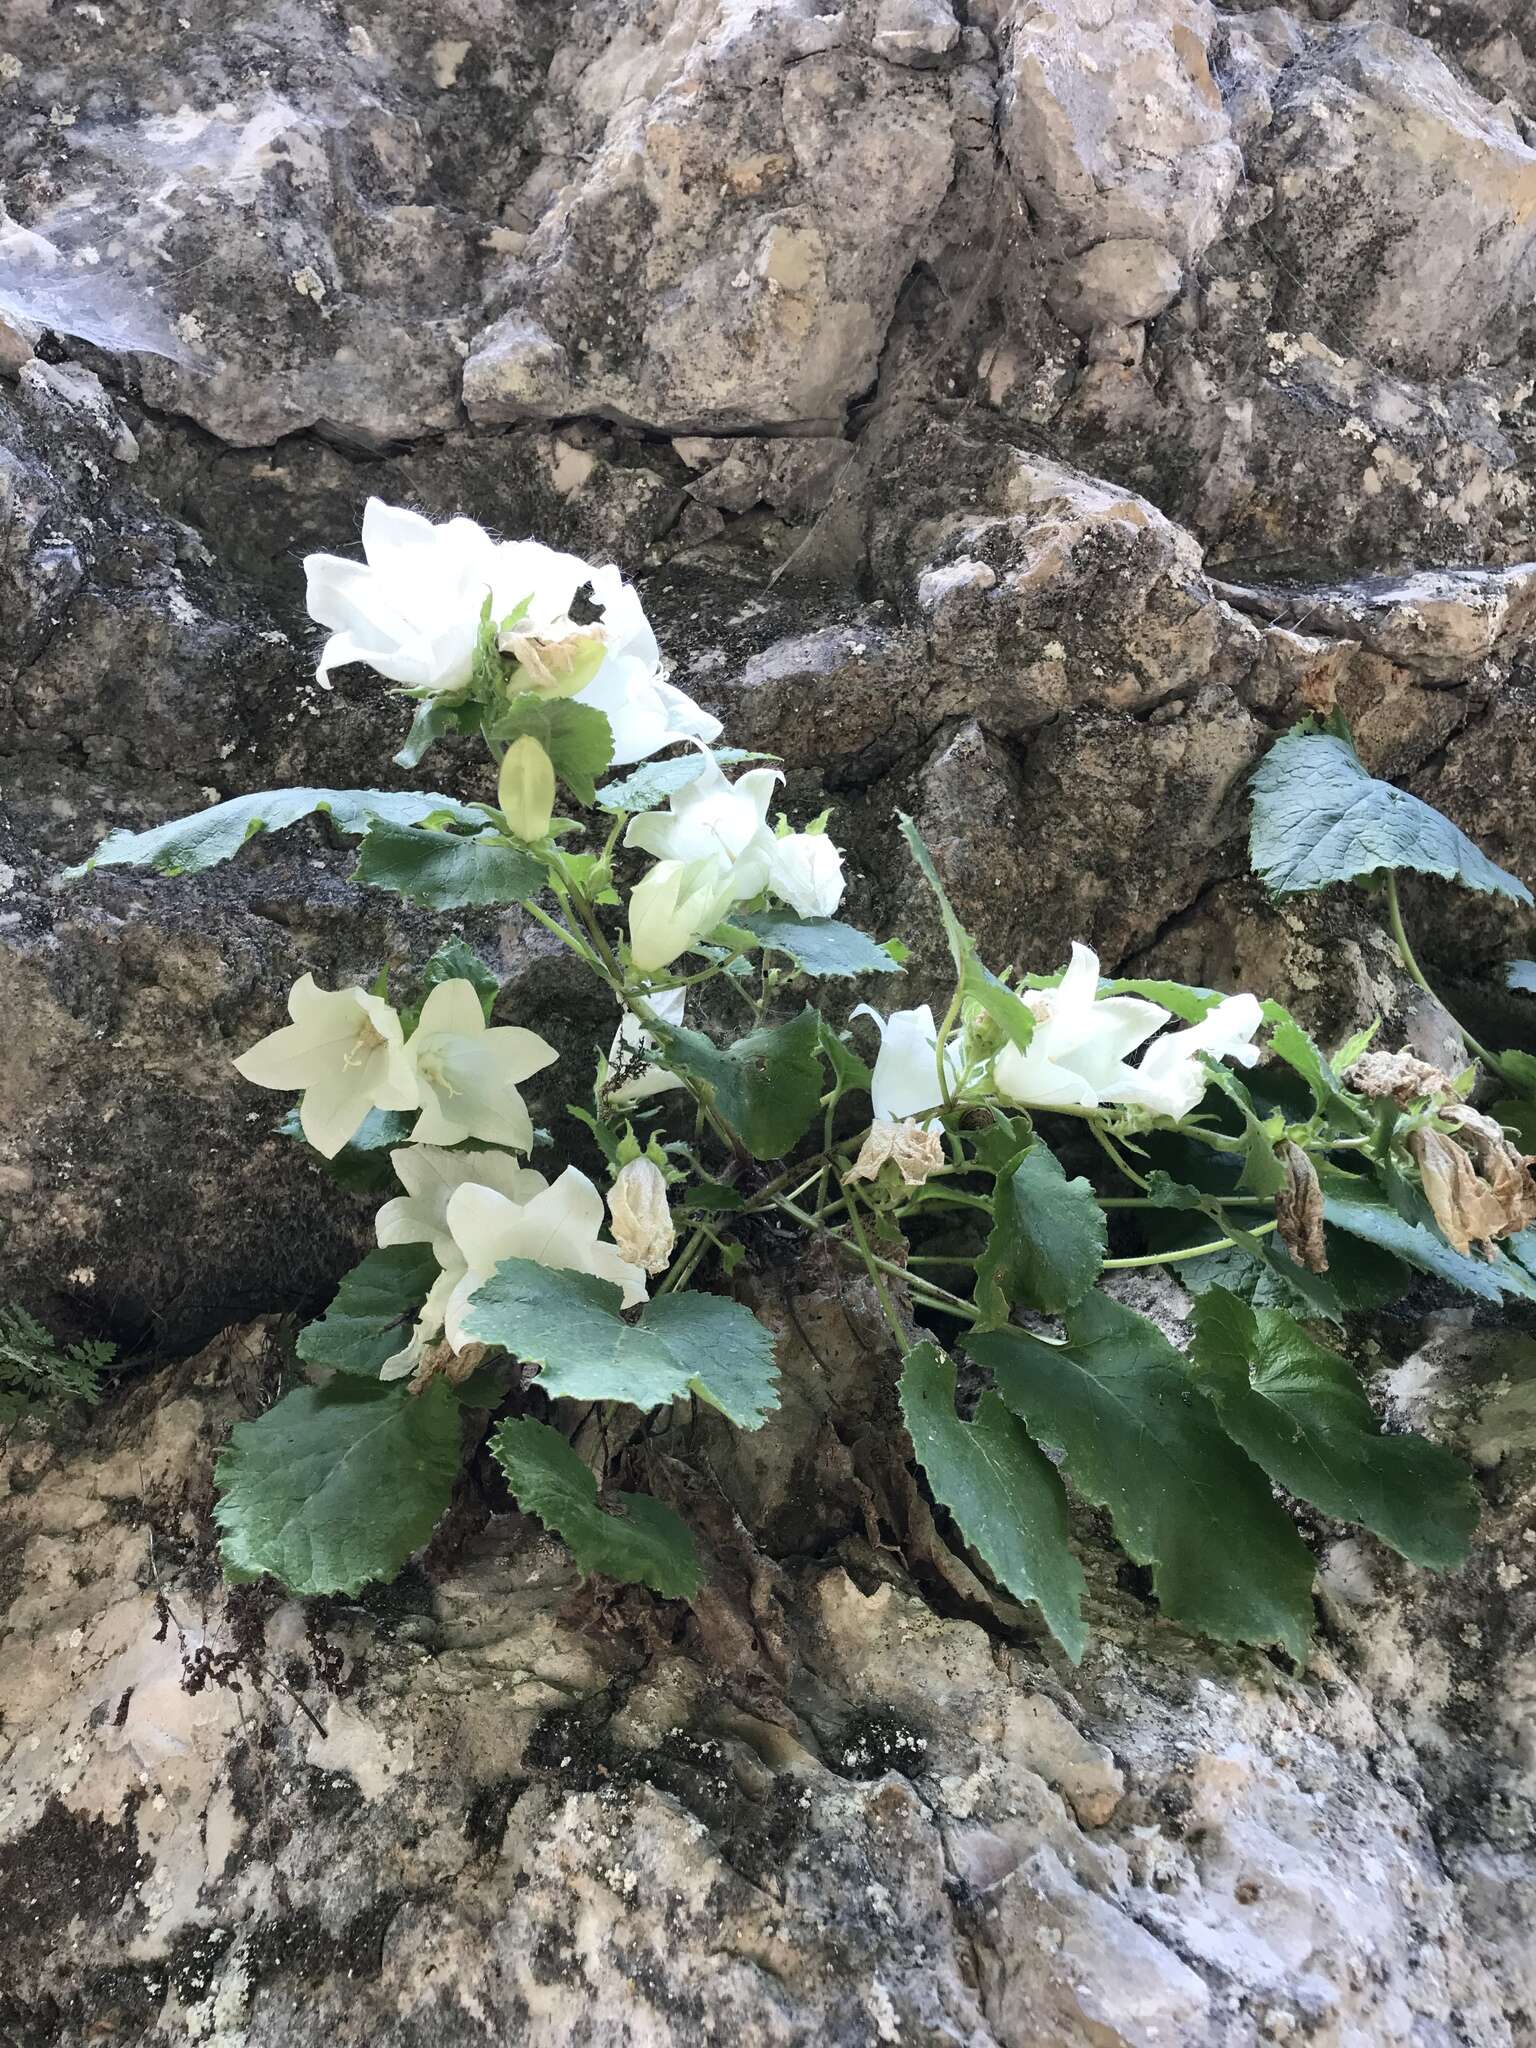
766, 830, 846, 919
377, 1145, 548, 1267
1114, 994, 1264, 1120
853, 1004, 963, 1130
307, 499, 521, 695
623, 751, 781, 901
376, 1146, 552, 1381
993, 945, 1169, 1112
628, 853, 737, 974
379, 1263, 465, 1383
233, 974, 418, 1159
605, 985, 687, 1106
443, 1165, 648, 1349
405, 978, 558, 1150
498, 734, 556, 841
607, 1156, 676, 1274
305, 501, 720, 763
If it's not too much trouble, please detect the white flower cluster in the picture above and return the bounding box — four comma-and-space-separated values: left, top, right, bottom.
234, 506, 1270, 1382
624, 751, 845, 970
305, 498, 720, 767
857, 943, 1262, 1128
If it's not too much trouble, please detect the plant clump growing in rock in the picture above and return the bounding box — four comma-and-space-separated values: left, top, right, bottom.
64, 501, 1536, 1666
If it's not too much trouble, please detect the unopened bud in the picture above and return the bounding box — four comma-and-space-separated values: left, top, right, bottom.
498, 734, 556, 842
608, 1156, 676, 1274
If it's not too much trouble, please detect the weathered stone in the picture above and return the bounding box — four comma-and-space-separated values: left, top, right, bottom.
5, 0, 1536, 2027
1, 1301, 1530, 2045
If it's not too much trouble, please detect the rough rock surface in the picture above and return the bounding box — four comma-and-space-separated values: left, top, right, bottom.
5, 0, 1536, 2035
1, 1292, 1532, 2047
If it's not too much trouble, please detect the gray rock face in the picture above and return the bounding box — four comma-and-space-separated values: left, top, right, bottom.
5, 0, 1536, 2031
1, 1298, 1531, 2046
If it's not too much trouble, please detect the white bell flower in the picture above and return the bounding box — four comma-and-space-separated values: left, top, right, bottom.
853, 1003, 963, 1130
376, 1145, 549, 1266
233, 974, 418, 1159
405, 978, 558, 1150
375, 1147, 551, 1381
306, 499, 510, 695
442, 1165, 648, 1349
379, 1263, 464, 1383
766, 830, 846, 919
304, 501, 720, 763
623, 751, 781, 901
1115, 994, 1265, 1121
992, 944, 1169, 1111
628, 853, 738, 974
605, 985, 687, 1106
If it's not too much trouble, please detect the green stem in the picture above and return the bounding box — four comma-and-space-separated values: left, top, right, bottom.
658, 1222, 712, 1295
772, 1192, 978, 1322
1090, 1122, 1153, 1192
842, 1189, 909, 1349
520, 898, 603, 973
1101, 1220, 1277, 1270
934, 986, 963, 1108
1098, 1194, 1270, 1209
1383, 871, 1511, 1081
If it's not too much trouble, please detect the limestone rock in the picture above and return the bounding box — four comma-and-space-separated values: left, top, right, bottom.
0, 1309, 1529, 2044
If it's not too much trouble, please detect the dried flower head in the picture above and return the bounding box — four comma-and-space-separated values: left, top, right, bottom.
1274, 1140, 1328, 1273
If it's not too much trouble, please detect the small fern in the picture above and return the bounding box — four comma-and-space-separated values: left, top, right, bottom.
0, 1303, 114, 1424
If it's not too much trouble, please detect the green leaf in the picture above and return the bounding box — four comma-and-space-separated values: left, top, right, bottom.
736, 912, 902, 979
463, 1262, 780, 1423
651, 1006, 824, 1160
1506, 961, 1536, 995
490, 1417, 702, 1598
296, 1244, 439, 1378
394, 697, 481, 770
595, 748, 775, 815
420, 937, 500, 1019
968, 1294, 1317, 1662
1250, 730, 1532, 904
818, 1018, 872, 1099
66, 787, 485, 879
1493, 1097, 1536, 1151
645, 1294, 780, 1425
353, 821, 546, 910
1101, 979, 1221, 1024
1176, 1227, 1412, 1314
976, 1142, 1106, 1322
1320, 1167, 1536, 1304
1199, 1064, 1290, 1197
1189, 1289, 1478, 1569
899, 1341, 1086, 1661
1223, 1212, 1344, 1325
214, 1378, 461, 1595
965, 1111, 1037, 1177
485, 695, 613, 805
896, 814, 1037, 1051
679, 1182, 746, 1215
1496, 1048, 1536, 1101
279, 1103, 415, 1193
